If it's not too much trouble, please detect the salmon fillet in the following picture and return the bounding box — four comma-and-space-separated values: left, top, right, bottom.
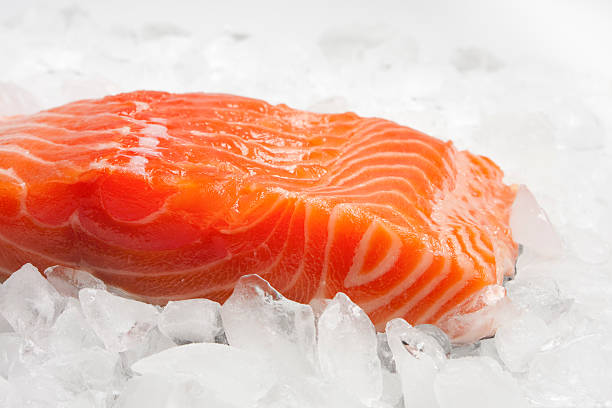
0, 91, 517, 341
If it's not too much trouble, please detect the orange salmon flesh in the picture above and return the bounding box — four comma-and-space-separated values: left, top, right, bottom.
0, 91, 518, 340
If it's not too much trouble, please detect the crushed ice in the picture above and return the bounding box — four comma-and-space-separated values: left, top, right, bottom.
1, 1, 612, 406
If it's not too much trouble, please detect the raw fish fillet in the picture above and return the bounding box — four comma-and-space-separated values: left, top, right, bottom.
0, 91, 517, 341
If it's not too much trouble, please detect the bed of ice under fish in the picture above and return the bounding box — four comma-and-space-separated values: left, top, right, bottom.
1, 1, 612, 407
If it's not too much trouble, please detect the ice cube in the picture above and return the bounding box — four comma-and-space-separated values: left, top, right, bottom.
0, 264, 65, 335
79, 288, 159, 352
317, 292, 382, 405
44, 265, 106, 298
221, 274, 316, 372
121, 327, 176, 369
510, 185, 564, 258
132, 343, 276, 406
385, 318, 445, 408
41, 298, 103, 354
434, 356, 529, 408
505, 274, 573, 323
477, 338, 503, 365
495, 311, 554, 372
158, 299, 223, 344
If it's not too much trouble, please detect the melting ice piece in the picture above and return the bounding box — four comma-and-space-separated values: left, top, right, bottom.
434, 356, 529, 408
44, 265, 107, 298
221, 274, 316, 372
317, 292, 383, 405
495, 311, 553, 373
0, 264, 65, 335
79, 288, 159, 353
132, 343, 276, 406
158, 299, 223, 344
510, 185, 563, 258
386, 318, 446, 408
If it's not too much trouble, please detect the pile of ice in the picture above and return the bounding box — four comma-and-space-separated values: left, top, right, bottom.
0, 189, 611, 408
0, 263, 521, 408
2, 0, 612, 407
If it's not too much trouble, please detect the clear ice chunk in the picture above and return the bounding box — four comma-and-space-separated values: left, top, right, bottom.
132, 343, 276, 406
0, 264, 65, 335
385, 318, 445, 408
317, 292, 382, 405
121, 327, 176, 368
221, 274, 316, 372
38, 298, 103, 354
44, 265, 106, 298
505, 275, 572, 323
158, 299, 223, 344
414, 324, 451, 357
434, 356, 529, 408
510, 185, 564, 258
495, 311, 554, 372
79, 288, 159, 353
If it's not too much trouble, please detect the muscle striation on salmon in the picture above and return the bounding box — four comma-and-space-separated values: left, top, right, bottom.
0, 91, 518, 341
